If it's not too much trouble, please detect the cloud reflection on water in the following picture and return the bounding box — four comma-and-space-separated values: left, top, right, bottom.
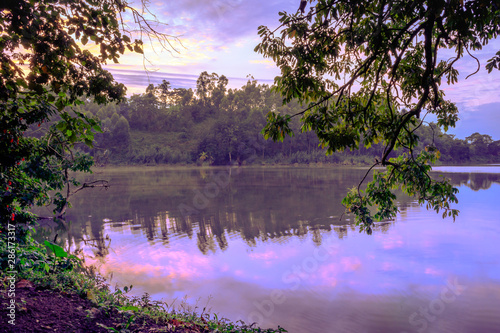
57, 166, 500, 332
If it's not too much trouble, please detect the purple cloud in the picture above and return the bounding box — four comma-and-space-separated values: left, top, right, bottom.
107, 67, 274, 93
141, 0, 298, 45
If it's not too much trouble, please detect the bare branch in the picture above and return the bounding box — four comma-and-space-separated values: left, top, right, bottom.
465, 45, 481, 80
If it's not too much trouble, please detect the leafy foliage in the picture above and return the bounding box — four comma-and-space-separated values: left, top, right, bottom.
0, 0, 176, 235
255, 0, 500, 230
0, 233, 78, 275
72, 73, 500, 167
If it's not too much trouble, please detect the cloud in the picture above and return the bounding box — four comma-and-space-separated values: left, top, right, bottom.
449, 102, 500, 140
442, 69, 500, 111
105, 66, 275, 95
340, 257, 362, 272
249, 250, 279, 260
97, 0, 294, 86
106, 68, 200, 90
153, 1, 297, 45
438, 42, 500, 110
375, 234, 405, 250
249, 59, 276, 68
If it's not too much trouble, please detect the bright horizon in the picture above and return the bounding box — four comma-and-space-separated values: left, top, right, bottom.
104, 0, 500, 141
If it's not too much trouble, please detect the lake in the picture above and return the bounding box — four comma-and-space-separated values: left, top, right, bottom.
38, 165, 500, 333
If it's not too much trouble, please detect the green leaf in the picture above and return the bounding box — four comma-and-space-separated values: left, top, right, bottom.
44, 240, 68, 258
119, 306, 139, 312
133, 44, 143, 54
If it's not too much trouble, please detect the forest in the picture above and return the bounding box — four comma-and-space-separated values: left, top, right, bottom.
56, 71, 500, 167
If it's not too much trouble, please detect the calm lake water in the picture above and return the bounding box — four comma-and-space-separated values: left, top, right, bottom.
38, 165, 500, 333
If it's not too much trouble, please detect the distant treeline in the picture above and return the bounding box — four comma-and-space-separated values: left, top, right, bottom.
68, 72, 499, 166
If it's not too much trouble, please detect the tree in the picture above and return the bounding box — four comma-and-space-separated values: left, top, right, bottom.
0, 0, 177, 234
128, 92, 160, 129
154, 79, 172, 108
196, 71, 213, 106
490, 140, 500, 157
171, 88, 194, 107
111, 116, 131, 154
256, 0, 500, 232
466, 132, 493, 156
196, 71, 222, 107
211, 75, 229, 109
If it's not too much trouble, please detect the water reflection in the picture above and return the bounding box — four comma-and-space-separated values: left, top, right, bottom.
33, 165, 500, 333
36, 165, 500, 255
432, 165, 500, 191
56, 167, 400, 250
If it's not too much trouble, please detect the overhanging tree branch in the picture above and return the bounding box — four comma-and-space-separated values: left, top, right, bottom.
256, 0, 498, 230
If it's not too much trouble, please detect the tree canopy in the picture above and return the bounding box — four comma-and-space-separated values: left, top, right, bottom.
73, 72, 498, 167
256, 0, 500, 232
0, 0, 175, 232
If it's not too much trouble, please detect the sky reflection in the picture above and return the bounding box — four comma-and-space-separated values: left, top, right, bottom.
68, 166, 500, 332
87, 183, 500, 292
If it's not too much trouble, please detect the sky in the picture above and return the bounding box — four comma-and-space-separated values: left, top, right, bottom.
104, 0, 500, 140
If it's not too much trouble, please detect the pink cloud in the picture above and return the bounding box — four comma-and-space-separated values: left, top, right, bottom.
381, 261, 398, 271
378, 235, 405, 250
341, 257, 362, 272
317, 263, 340, 287
425, 267, 442, 276
248, 250, 278, 260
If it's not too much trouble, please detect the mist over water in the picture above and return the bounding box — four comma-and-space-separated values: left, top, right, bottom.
36, 166, 500, 333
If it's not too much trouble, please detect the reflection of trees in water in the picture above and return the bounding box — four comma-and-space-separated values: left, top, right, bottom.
332, 225, 353, 239
55, 167, 500, 256
434, 172, 500, 191
197, 215, 228, 254
70, 198, 388, 254
468, 174, 494, 191
33, 217, 112, 272
82, 234, 111, 261
128, 204, 408, 251
59, 198, 415, 255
